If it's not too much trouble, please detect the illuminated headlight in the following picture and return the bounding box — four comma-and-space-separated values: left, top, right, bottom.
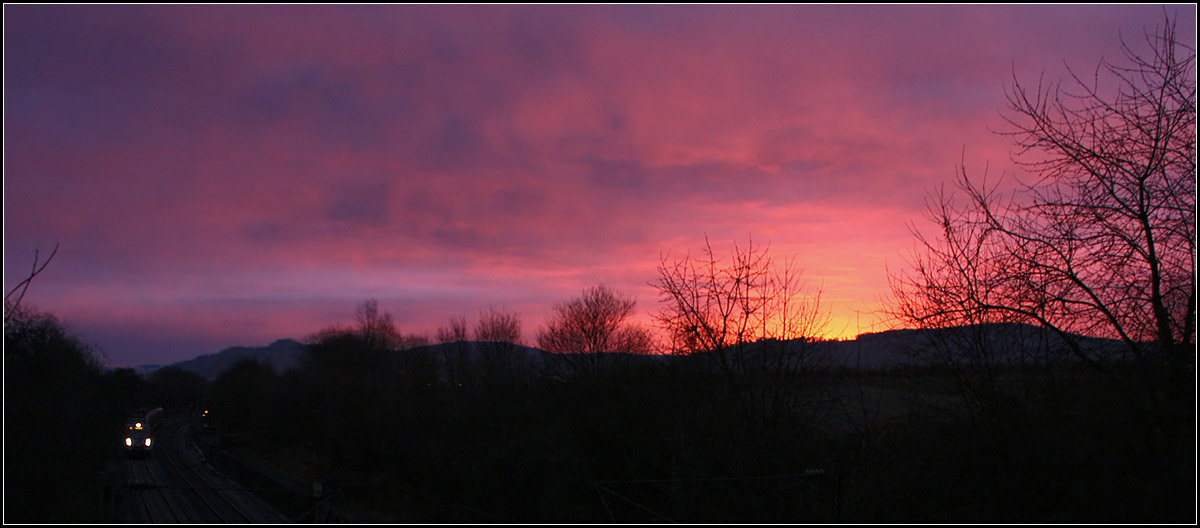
125, 438, 132, 447
145, 438, 152, 447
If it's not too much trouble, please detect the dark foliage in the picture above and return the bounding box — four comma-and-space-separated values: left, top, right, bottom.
144, 365, 207, 410
198, 326, 1193, 523
4, 307, 116, 522
4, 298, 1192, 522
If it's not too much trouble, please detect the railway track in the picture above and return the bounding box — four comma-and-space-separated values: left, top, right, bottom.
117, 416, 290, 523
123, 456, 187, 523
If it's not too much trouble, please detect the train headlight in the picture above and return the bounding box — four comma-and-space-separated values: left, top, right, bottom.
125, 438, 132, 447
144, 438, 152, 447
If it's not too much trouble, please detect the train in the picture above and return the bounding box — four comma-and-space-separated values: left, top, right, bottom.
123, 407, 163, 456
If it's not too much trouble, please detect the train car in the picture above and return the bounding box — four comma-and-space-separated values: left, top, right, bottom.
124, 407, 163, 456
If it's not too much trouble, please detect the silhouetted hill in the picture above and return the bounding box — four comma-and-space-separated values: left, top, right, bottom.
673, 322, 1129, 372
168, 338, 304, 380
825, 322, 1129, 370
146, 322, 1128, 381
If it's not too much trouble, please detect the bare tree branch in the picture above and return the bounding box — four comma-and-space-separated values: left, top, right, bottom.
891, 13, 1195, 407
4, 243, 60, 325
653, 236, 831, 430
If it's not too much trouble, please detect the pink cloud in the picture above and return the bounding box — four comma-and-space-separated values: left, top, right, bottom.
5, 5, 1193, 366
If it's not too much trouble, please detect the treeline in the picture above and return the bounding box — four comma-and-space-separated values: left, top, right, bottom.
203, 304, 838, 523
2, 305, 208, 523
4, 306, 113, 522
193, 297, 1193, 523
3, 294, 1192, 522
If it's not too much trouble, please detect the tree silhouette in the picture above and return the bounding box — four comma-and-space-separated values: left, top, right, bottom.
435, 315, 471, 388
436, 315, 469, 344
473, 307, 526, 388
4, 305, 109, 522
537, 284, 656, 379
653, 236, 830, 432
891, 13, 1195, 415
474, 307, 523, 344
654, 236, 828, 354
209, 356, 280, 442
354, 298, 401, 351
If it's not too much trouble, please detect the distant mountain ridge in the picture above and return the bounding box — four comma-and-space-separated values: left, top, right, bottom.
167, 338, 305, 381
822, 322, 1130, 370
145, 322, 1129, 381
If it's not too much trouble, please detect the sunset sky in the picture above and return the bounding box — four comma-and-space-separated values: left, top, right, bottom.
5, 5, 1195, 367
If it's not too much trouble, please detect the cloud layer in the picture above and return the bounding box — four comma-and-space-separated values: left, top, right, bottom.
5, 5, 1193, 366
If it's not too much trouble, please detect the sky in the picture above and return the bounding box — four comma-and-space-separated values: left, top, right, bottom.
5, 5, 1196, 368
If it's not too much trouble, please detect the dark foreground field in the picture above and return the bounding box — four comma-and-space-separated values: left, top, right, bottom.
5, 330, 1194, 523
212, 359, 1194, 524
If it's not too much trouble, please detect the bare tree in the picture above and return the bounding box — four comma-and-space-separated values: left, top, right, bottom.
538, 284, 655, 355
436, 315, 470, 388
436, 315, 468, 344
891, 14, 1195, 410
537, 284, 656, 378
473, 307, 526, 387
653, 236, 830, 430
474, 307, 523, 344
4, 243, 59, 325
355, 298, 401, 351
654, 236, 828, 354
